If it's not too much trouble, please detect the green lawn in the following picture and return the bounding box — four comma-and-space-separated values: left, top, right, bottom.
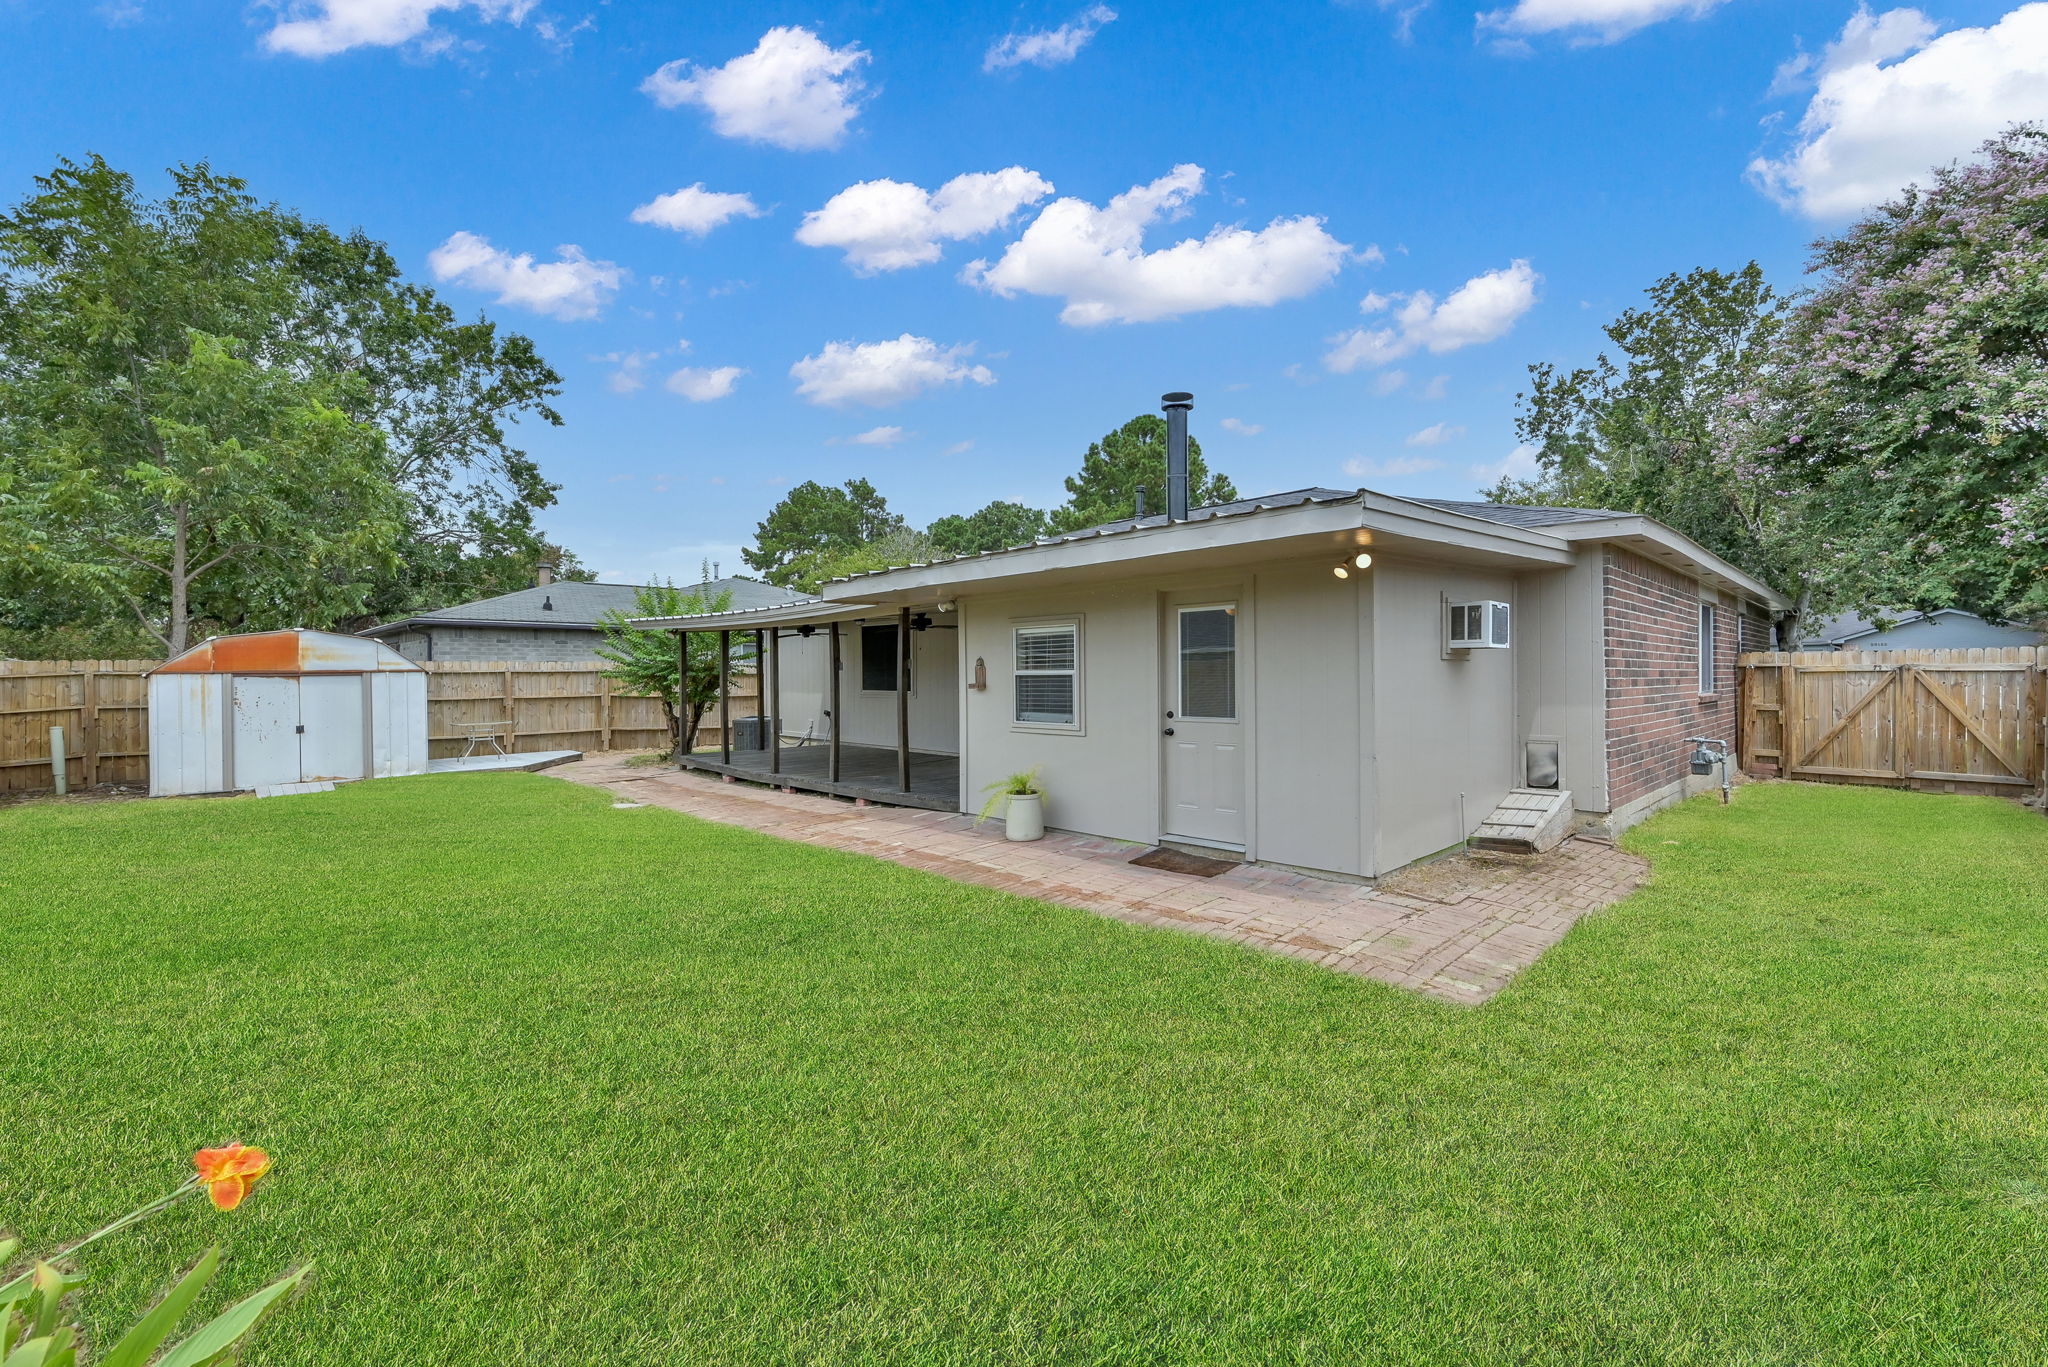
3, 776, 2046, 1365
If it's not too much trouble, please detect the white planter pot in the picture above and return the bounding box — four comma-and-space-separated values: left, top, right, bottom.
1005, 792, 1045, 842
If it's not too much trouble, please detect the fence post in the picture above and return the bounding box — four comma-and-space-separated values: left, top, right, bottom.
80, 666, 99, 789
598, 672, 612, 752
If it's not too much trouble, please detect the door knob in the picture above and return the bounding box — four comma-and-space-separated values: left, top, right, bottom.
1163, 727, 1176, 736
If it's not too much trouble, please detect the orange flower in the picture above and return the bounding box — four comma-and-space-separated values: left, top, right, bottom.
193, 1143, 272, 1212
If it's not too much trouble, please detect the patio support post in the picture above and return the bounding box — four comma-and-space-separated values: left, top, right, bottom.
718, 629, 732, 766
767, 627, 781, 776
675, 630, 688, 764
896, 606, 911, 792
754, 630, 767, 758
828, 621, 843, 783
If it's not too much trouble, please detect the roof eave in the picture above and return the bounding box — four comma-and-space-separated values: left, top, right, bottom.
1545, 515, 1791, 610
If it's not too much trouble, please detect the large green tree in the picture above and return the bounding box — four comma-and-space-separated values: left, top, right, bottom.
0, 163, 407, 654
1048, 414, 1236, 533
1735, 124, 2048, 622
742, 478, 903, 589
0, 156, 571, 652
1488, 262, 1795, 588
927, 500, 1048, 557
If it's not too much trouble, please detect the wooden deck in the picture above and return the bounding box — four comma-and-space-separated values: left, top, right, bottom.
678, 742, 961, 812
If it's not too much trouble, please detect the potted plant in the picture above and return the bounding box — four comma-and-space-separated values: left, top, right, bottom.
978, 767, 1045, 841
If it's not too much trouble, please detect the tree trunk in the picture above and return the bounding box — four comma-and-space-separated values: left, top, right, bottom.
167, 504, 191, 657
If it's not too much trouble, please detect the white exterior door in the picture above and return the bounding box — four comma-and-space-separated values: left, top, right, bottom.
299, 675, 366, 781
231, 676, 301, 789
1163, 602, 1246, 849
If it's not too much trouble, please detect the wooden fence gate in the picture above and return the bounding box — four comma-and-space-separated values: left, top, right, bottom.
1740, 648, 2048, 797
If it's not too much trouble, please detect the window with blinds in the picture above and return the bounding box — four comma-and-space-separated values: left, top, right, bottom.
1014, 622, 1079, 726
1178, 606, 1237, 719
1698, 602, 1717, 694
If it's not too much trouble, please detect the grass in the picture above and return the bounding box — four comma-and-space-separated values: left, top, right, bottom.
3, 774, 2046, 1365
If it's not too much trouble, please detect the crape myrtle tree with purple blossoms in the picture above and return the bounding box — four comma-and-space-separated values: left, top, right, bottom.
1496, 124, 2048, 632
1743, 124, 2048, 624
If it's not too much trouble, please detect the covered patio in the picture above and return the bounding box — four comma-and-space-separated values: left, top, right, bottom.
634, 596, 963, 813
678, 742, 960, 811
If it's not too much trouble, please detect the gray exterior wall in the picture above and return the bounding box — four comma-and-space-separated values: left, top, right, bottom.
381, 626, 609, 664
1368, 559, 1521, 875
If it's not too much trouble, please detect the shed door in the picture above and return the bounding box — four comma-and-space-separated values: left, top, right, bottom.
232, 677, 301, 789
1163, 602, 1246, 849
299, 675, 367, 781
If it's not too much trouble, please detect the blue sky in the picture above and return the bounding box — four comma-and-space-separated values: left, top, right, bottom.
3, 0, 2045, 582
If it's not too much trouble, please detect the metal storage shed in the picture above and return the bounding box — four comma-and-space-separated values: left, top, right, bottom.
147, 630, 429, 796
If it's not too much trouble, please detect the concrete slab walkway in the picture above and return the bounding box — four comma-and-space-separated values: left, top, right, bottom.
550, 757, 1650, 1004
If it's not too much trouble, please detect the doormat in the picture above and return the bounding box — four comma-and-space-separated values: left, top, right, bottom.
1130, 847, 1239, 878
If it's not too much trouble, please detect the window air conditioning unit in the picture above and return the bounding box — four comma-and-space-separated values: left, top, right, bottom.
1448, 600, 1511, 650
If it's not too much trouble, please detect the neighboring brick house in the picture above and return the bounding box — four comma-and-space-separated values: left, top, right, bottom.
360, 572, 808, 664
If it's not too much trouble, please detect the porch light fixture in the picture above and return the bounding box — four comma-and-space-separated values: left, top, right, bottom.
1353, 551, 1373, 569
1332, 562, 1350, 579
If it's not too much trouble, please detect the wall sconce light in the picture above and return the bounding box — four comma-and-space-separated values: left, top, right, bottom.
971, 657, 988, 690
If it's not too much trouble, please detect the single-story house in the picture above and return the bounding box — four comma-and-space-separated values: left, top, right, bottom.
360, 570, 807, 664
1797, 609, 2043, 652
636, 394, 1790, 881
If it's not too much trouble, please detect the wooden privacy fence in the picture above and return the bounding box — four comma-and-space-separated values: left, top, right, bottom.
0, 660, 152, 795
1740, 648, 2048, 797
0, 659, 758, 795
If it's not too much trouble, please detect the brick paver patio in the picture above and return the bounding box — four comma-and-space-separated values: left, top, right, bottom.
551, 757, 1650, 1004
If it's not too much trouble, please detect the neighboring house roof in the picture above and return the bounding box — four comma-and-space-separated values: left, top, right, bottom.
1798, 608, 2042, 649
630, 487, 1792, 633
361, 577, 808, 637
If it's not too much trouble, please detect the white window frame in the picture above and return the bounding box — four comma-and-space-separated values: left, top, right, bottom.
1698, 601, 1718, 696
1011, 617, 1084, 733
1175, 602, 1241, 723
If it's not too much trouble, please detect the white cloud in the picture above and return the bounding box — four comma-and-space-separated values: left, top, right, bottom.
1406, 422, 1466, 447
1324, 260, 1541, 372
941, 439, 976, 456
1470, 443, 1542, 485
594, 349, 662, 394
1219, 417, 1264, 435
427, 231, 624, 320
1477, 0, 1727, 44
1344, 455, 1444, 479
965, 164, 1352, 326
1749, 5, 2048, 220
984, 4, 1117, 70
797, 168, 1054, 274
1371, 370, 1409, 396
1420, 374, 1451, 400
629, 184, 765, 237
790, 334, 996, 408
641, 26, 867, 151
261, 0, 534, 56
666, 366, 746, 402
842, 425, 909, 447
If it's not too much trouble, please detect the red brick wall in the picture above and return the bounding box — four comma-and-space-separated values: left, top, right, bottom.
1739, 612, 1775, 655
1603, 548, 1742, 809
